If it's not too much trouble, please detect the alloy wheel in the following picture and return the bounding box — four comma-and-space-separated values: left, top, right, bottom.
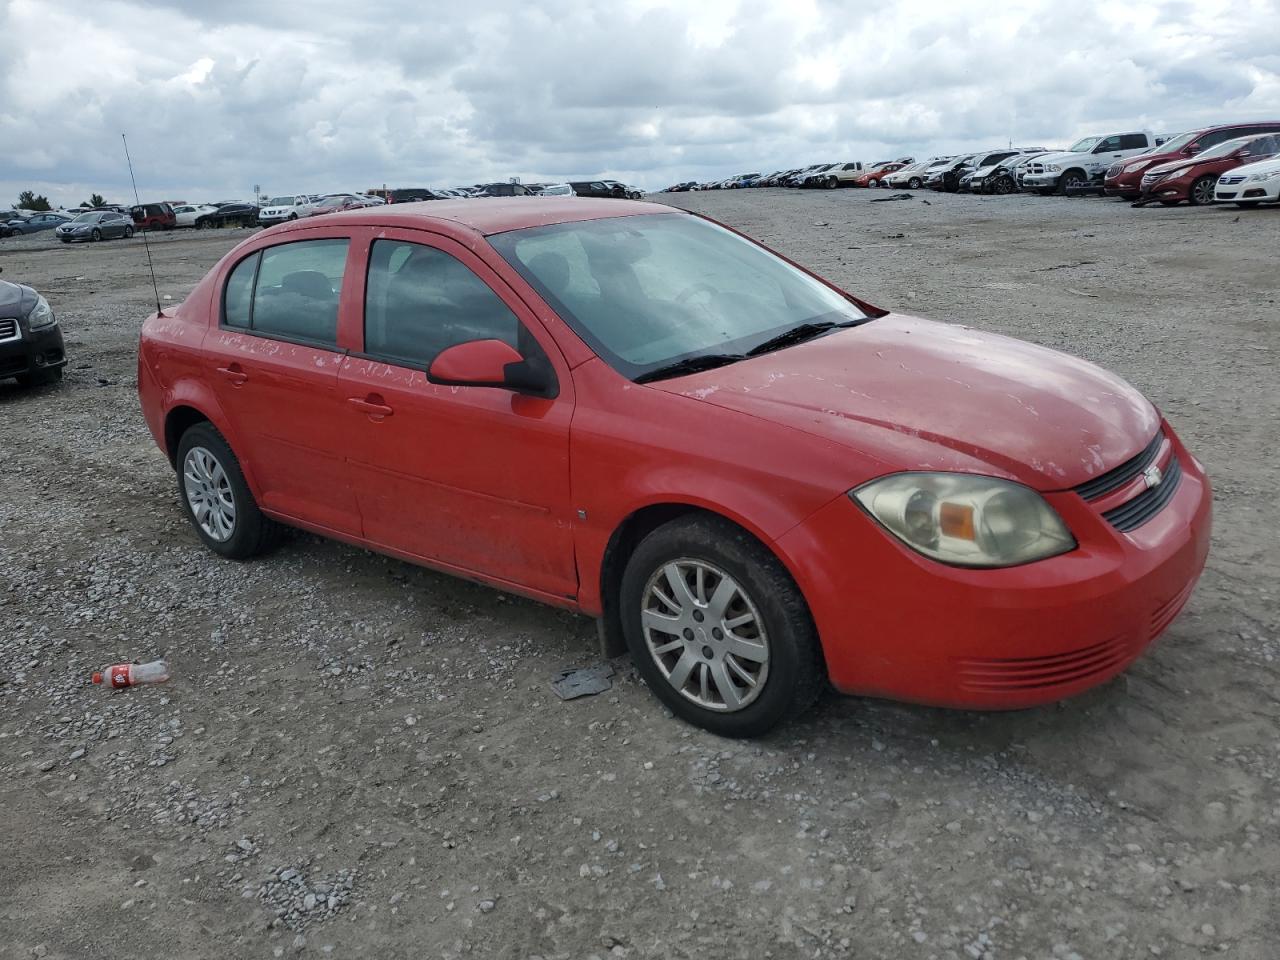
183, 446, 237, 541
640, 559, 770, 712
1191, 177, 1216, 205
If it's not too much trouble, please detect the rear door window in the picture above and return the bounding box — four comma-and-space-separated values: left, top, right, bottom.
1119, 134, 1149, 150
221, 239, 349, 346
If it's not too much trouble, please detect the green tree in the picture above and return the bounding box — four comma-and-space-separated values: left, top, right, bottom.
16, 190, 52, 211
84, 192, 106, 208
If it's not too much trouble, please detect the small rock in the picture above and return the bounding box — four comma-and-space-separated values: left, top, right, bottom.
69, 748, 86, 761
37, 759, 56, 772
478, 899, 496, 913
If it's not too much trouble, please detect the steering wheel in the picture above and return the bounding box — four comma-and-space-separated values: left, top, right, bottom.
675, 282, 719, 305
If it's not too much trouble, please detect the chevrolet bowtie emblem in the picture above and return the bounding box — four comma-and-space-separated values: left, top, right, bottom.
1143, 464, 1163, 489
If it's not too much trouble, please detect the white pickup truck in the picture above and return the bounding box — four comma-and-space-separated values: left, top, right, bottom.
1019, 132, 1155, 194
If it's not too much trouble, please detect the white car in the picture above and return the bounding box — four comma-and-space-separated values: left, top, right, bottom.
1215, 155, 1280, 208
536, 183, 576, 196
257, 195, 316, 225
883, 160, 934, 189
172, 204, 219, 228
1019, 132, 1156, 194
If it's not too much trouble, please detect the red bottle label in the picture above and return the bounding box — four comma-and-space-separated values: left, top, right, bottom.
109, 664, 131, 688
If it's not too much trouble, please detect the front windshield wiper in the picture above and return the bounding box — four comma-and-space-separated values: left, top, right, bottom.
634, 352, 747, 383
745, 318, 866, 358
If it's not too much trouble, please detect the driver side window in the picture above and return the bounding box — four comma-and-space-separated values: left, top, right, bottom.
1094, 136, 1122, 153
363, 239, 522, 369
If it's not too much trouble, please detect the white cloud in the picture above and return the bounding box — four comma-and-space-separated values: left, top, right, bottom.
2, 0, 1278, 206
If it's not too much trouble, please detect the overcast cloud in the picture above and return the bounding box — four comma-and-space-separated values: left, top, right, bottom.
2, 0, 1279, 206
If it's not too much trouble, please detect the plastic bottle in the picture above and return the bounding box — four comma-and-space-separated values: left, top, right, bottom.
92, 660, 170, 688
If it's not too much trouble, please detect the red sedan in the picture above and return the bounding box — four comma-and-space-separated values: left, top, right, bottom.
1139, 133, 1280, 205
137, 199, 1211, 736
853, 163, 905, 187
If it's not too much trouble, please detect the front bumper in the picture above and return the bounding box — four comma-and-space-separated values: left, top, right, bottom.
1215, 176, 1280, 203
55, 230, 91, 242
0, 322, 67, 380
1020, 172, 1059, 189
774, 424, 1212, 709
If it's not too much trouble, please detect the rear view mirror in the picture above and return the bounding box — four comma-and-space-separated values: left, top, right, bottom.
427, 339, 556, 398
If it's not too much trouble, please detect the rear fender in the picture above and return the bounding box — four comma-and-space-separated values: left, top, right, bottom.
162, 380, 264, 498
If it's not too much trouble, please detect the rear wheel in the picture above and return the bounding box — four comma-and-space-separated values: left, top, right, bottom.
176, 422, 279, 560
619, 514, 824, 737
1189, 176, 1217, 206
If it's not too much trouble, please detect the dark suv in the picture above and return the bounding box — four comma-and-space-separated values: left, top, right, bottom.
387, 188, 449, 203
569, 180, 627, 199
131, 202, 177, 231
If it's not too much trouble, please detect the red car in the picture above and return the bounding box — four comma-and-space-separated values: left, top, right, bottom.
852, 164, 905, 188
1104, 122, 1280, 199
137, 199, 1211, 736
1139, 132, 1280, 205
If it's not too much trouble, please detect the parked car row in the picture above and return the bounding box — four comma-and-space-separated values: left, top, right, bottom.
663, 120, 1280, 210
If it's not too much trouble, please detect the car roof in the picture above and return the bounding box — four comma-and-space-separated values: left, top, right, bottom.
267, 197, 680, 239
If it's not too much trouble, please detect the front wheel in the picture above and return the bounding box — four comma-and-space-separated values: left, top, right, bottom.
620, 514, 824, 737
124, 226, 134, 238
195, 218, 209, 230
176, 422, 279, 560
826, 177, 838, 189
867, 178, 879, 188
908, 177, 923, 189
1188, 176, 1217, 206
90, 228, 102, 241
1057, 170, 1088, 195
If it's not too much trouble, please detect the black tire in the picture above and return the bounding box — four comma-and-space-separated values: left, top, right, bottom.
61, 238, 71, 243
867, 178, 879, 188
619, 514, 824, 737
124, 226, 134, 238
908, 177, 923, 189
1057, 169, 1088, 195
1188, 176, 1217, 206
195, 218, 209, 230
90, 228, 102, 241
175, 422, 280, 560
287, 212, 298, 220
825, 177, 838, 189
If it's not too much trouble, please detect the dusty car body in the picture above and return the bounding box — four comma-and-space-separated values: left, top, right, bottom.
137, 199, 1211, 736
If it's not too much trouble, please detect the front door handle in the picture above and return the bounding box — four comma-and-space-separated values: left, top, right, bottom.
216, 363, 247, 386
348, 395, 394, 418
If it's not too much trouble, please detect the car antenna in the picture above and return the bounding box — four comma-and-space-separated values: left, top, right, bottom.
121, 133, 164, 317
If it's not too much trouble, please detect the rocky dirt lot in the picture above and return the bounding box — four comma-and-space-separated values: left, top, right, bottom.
1, 191, 1277, 960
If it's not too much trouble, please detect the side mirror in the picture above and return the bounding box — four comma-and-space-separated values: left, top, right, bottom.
428, 339, 557, 398
1182, 144, 1199, 156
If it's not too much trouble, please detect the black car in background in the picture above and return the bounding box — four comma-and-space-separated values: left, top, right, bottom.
386, 188, 450, 203
474, 182, 532, 197
0, 267, 66, 386
193, 202, 259, 229
569, 180, 627, 199
1, 212, 72, 238
54, 210, 135, 242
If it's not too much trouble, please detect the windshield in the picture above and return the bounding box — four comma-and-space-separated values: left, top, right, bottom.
72, 212, 99, 222
1194, 136, 1264, 161
1067, 137, 1100, 152
1151, 131, 1196, 154
267, 197, 295, 205
491, 213, 870, 380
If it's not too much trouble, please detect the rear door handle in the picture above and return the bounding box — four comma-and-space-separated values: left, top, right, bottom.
348, 395, 394, 418
216, 364, 247, 386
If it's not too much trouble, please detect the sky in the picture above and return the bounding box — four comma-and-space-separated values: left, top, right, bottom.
2, 0, 1279, 207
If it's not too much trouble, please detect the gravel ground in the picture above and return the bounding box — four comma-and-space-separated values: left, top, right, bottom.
1, 191, 1277, 960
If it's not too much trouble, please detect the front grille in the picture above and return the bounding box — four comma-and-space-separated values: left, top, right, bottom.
1025, 163, 1046, 175
1102, 456, 1183, 532
1072, 431, 1163, 501
956, 635, 1131, 693
0, 317, 19, 342
1217, 191, 1237, 199
1218, 175, 1245, 185
1106, 163, 1123, 178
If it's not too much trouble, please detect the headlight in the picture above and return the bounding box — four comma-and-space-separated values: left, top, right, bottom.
1045, 164, 1061, 172
26, 295, 56, 330
1123, 160, 1153, 174
851, 473, 1075, 568
1245, 169, 1280, 183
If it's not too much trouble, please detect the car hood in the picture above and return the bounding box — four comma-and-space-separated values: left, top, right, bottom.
1230, 155, 1280, 177
1026, 151, 1087, 166
58, 221, 92, 230
1146, 155, 1236, 177
0, 279, 36, 319
652, 314, 1160, 491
